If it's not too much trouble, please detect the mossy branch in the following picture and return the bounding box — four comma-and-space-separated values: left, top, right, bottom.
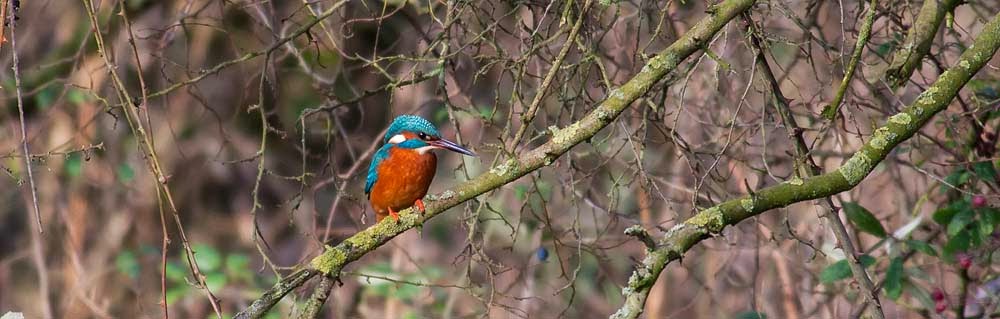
747, 14, 884, 318
233, 0, 757, 317
822, 0, 879, 120
884, 0, 962, 88
612, 12, 1000, 319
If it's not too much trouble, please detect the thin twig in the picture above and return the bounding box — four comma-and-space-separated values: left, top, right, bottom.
8, 0, 42, 233
508, 0, 592, 152
746, 15, 885, 319
822, 0, 879, 120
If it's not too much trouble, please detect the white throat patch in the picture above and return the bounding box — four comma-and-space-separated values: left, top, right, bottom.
414, 145, 437, 154
387, 134, 406, 144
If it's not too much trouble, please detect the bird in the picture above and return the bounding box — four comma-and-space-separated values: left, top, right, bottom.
365, 115, 476, 222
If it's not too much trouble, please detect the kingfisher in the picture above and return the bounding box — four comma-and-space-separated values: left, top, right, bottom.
365, 115, 476, 222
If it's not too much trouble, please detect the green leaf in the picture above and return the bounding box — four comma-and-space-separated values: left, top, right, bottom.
905, 281, 936, 312
513, 185, 529, 201
165, 261, 187, 282
33, 85, 59, 110
115, 250, 139, 279
947, 208, 974, 237
395, 282, 421, 301
933, 206, 960, 225
943, 231, 971, 261
192, 244, 222, 272
735, 311, 767, 319
64, 153, 83, 178
972, 161, 998, 183
905, 240, 937, 257
982, 208, 1000, 227
117, 164, 135, 183
843, 202, 887, 237
819, 260, 851, 283
166, 286, 187, 305
205, 272, 227, 291
225, 254, 252, 282
67, 88, 91, 105
941, 169, 970, 193
820, 255, 876, 283
978, 220, 995, 243
884, 257, 904, 300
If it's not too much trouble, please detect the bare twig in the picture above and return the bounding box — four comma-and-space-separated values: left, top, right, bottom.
508, 0, 593, 152
236, 0, 757, 317
8, 0, 41, 233
612, 12, 1000, 319
746, 15, 884, 319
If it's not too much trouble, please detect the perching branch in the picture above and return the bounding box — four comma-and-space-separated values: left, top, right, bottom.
612, 12, 1000, 319
884, 0, 962, 88
233, 0, 758, 317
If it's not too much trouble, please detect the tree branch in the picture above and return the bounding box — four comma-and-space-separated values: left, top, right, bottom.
233, 0, 758, 317
822, 0, 879, 120
234, 269, 318, 319
747, 15, 884, 318
884, 0, 962, 88
612, 11, 1000, 319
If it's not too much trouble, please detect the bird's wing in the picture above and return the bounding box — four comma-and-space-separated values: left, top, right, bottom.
365, 144, 392, 196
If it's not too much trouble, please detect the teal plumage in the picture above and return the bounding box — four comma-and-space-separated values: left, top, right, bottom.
384, 115, 439, 143
365, 144, 391, 195
365, 114, 476, 221
365, 116, 448, 197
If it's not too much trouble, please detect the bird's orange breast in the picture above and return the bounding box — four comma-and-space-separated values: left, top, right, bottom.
369, 147, 437, 220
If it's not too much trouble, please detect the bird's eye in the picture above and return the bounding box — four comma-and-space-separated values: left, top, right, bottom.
418, 132, 428, 140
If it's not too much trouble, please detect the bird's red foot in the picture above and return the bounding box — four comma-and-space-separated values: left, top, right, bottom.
415, 199, 426, 214
388, 207, 400, 222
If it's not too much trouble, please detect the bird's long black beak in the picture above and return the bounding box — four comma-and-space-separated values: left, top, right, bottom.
431, 138, 476, 156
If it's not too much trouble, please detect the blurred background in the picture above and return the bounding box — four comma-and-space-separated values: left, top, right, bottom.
0, 0, 999, 318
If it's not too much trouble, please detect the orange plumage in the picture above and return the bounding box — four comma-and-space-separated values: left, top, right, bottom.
365, 115, 476, 222
368, 147, 437, 222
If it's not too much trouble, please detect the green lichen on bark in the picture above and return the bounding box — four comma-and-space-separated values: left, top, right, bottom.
885, 0, 962, 88
687, 207, 727, 233
309, 245, 342, 275
614, 12, 1000, 319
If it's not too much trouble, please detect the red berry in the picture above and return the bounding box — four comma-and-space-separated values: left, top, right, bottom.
958, 253, 973, 269
931, 288, 945, 301
972, 195, 987, 208
935, 300, 948, 313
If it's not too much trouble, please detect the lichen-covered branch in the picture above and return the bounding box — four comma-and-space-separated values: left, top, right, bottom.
822, 0, 879, 120
233, 269, 318, 319
611, 12, 1000, 319
884, 0, 962, 88
234, 0, 758, 317
298, 275, 336, 319
747, 15, 884, 318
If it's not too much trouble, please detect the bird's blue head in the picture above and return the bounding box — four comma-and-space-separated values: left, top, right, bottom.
382, 115, 476, 156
